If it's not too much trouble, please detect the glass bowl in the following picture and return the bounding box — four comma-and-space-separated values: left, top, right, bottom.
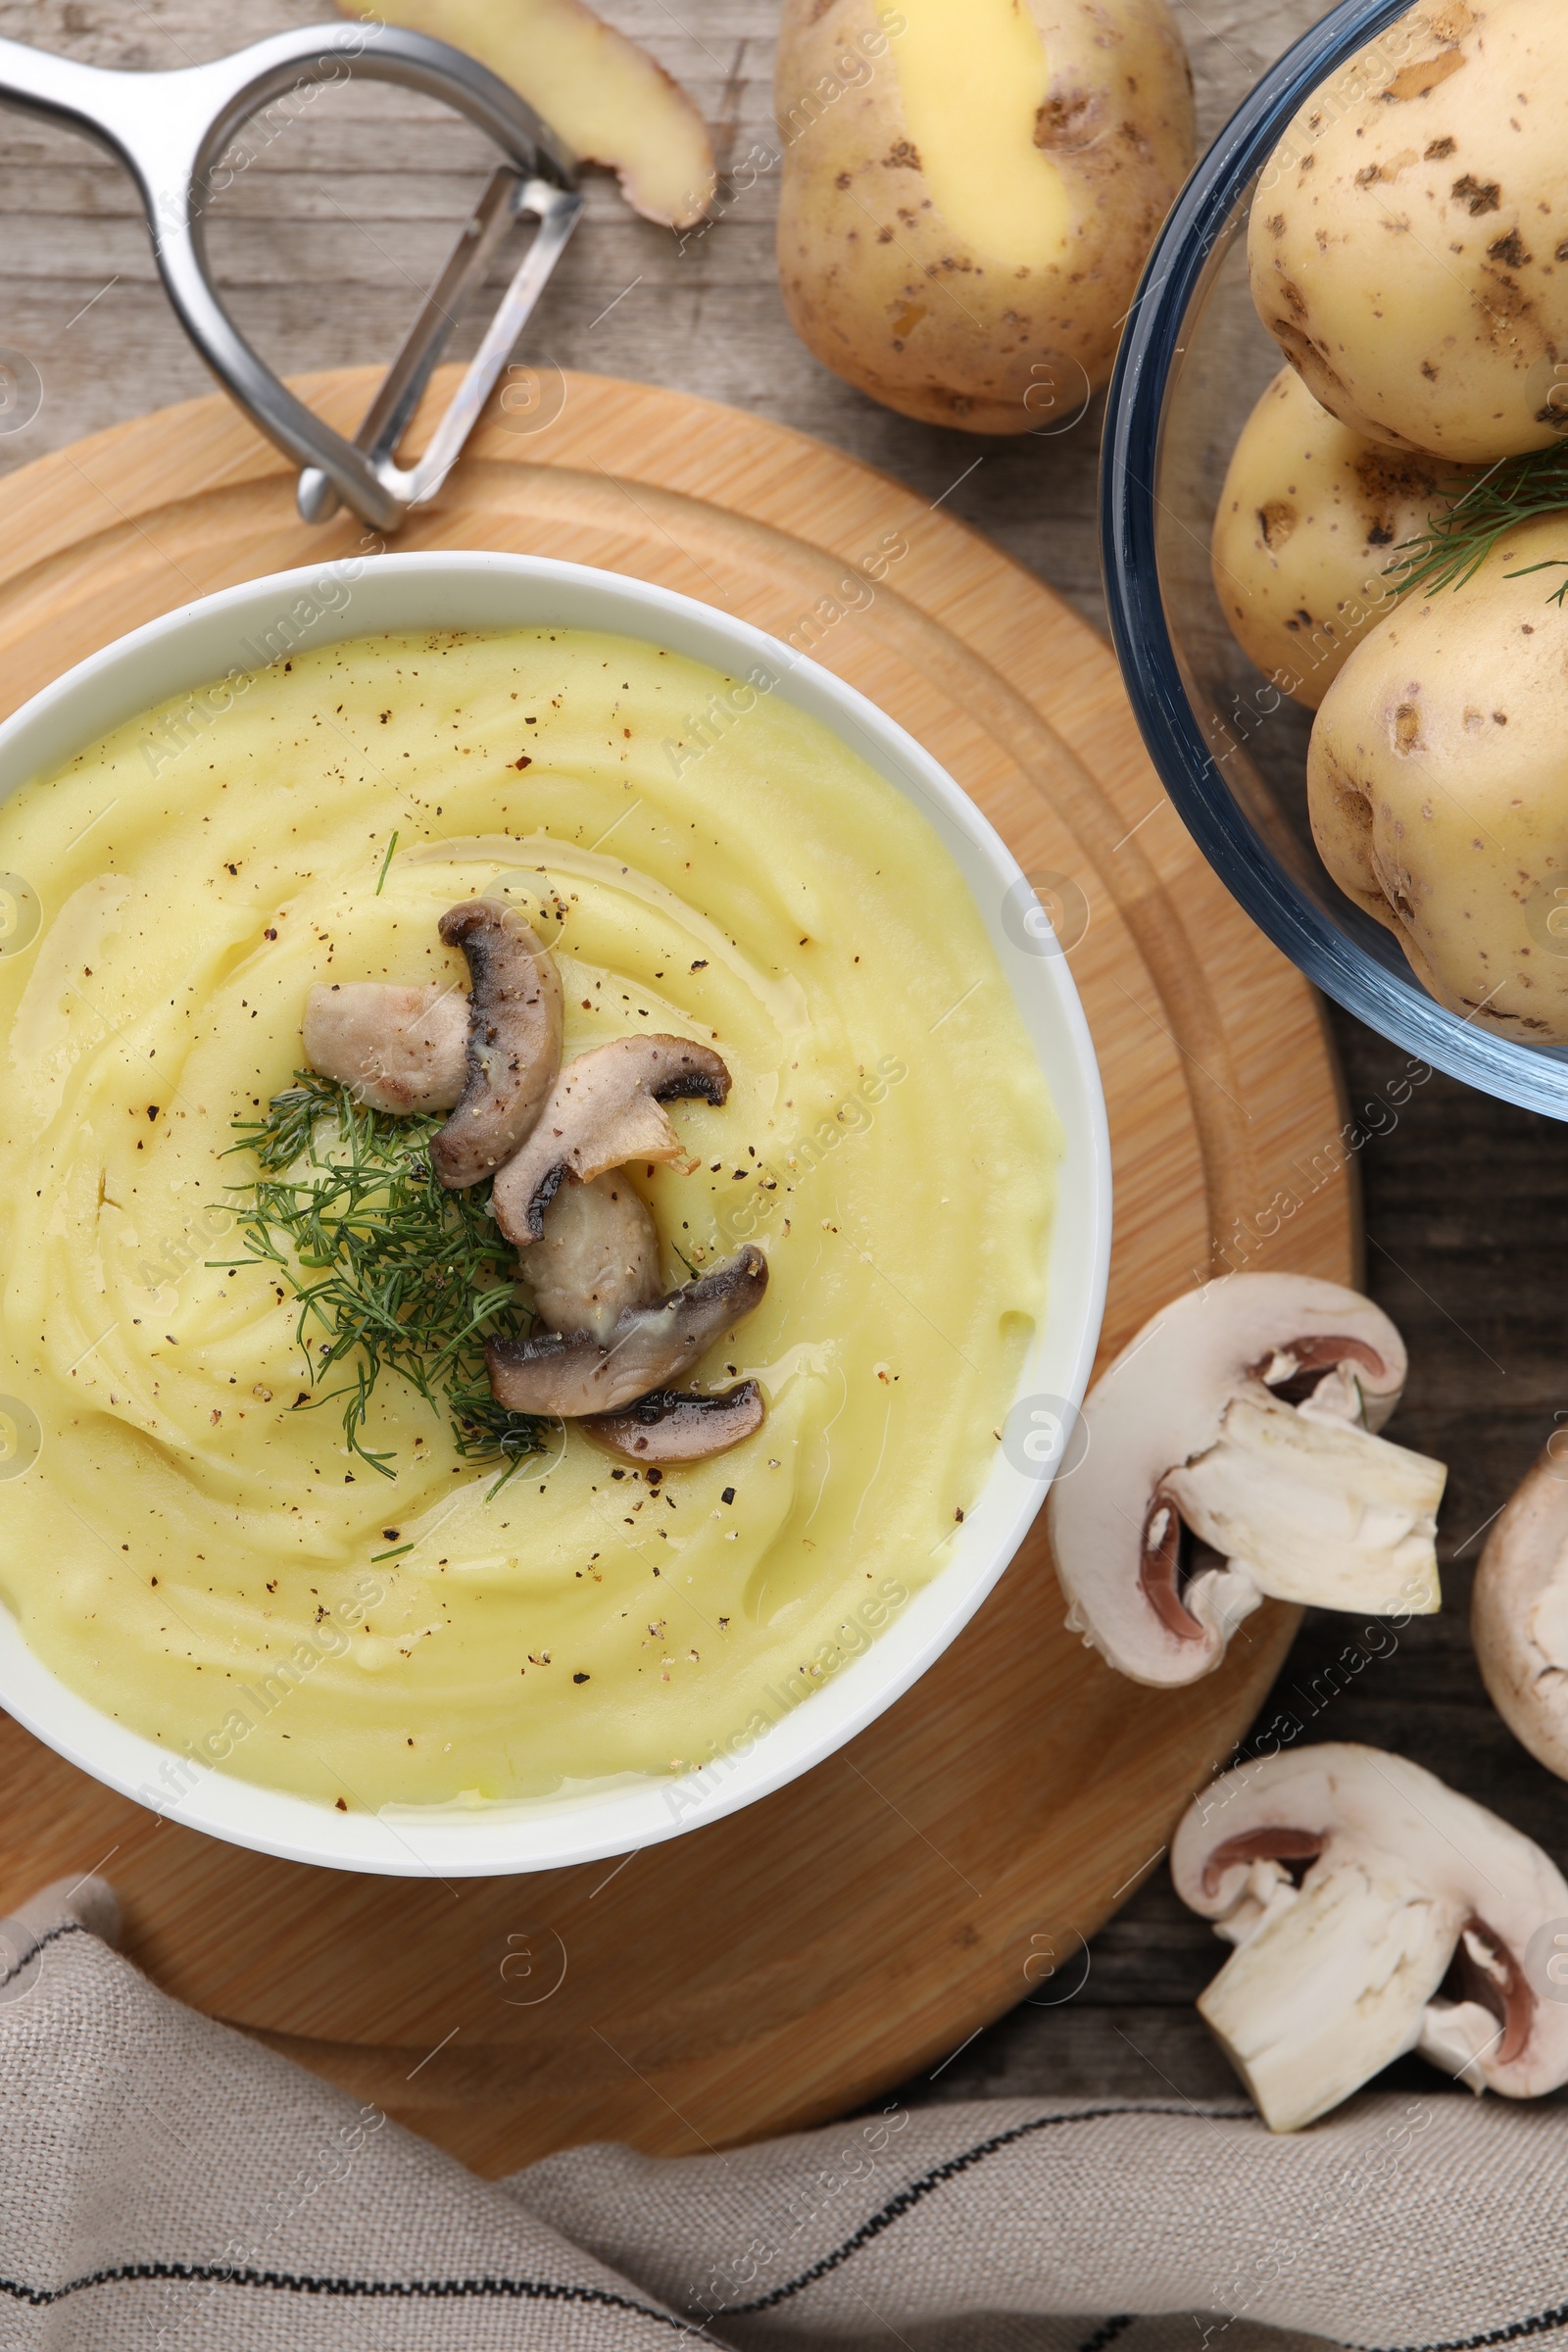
1101, 0, 1568, 1118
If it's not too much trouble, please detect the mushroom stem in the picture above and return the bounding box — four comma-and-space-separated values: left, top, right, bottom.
1198, 1853, 1463, 2132
429, 900, 564, 1190
302, 982, 467, 1113
528, 1173, 662, 1345
1165, 1393, 1445, 1615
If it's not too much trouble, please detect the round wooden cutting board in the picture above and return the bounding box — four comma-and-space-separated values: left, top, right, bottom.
0, 369, 1354, 2177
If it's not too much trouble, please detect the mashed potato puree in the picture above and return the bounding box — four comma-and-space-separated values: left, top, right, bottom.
0, 628, 1056, 1809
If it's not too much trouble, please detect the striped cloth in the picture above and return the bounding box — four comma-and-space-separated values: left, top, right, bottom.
0, 1875, 1554, 2352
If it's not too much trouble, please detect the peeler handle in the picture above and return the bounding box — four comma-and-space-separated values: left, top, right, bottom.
0, 24, 579, 531
0, 35, 120, 138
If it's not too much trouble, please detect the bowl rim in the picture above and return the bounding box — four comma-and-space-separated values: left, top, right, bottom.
1101, 0, 1568, 1119
0, 548, 1111, 1876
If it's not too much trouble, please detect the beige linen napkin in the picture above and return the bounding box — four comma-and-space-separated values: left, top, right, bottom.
0, 1874, 1554, 2352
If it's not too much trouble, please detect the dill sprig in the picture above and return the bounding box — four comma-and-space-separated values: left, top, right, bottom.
220, 1071, 547, 1486
1389, 442, 1568, 600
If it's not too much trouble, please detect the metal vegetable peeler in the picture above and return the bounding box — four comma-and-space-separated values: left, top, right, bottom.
0, 23, 583, 531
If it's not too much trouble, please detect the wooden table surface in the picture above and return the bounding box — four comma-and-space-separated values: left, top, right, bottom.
1, 0, 1559, 2122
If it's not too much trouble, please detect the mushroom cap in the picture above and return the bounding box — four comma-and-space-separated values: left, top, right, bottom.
485, 1245, 767, 1417
583, 1381, 765, 1463
1474, 1446, 1568, 1783
1173, 1742, 1568, 2109
492, 1035, 731, 1247
1048, 1274, 1418, 1689
302, 982, 466, 1113
528, 1172, 662, 1347
428, 901, 564, 1190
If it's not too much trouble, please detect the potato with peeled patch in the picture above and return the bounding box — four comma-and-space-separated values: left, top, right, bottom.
1213, 368, 1472, 709
775, 0, 1195, 435
1250, 0, 1568, 465
1308, 516, 1568, 1041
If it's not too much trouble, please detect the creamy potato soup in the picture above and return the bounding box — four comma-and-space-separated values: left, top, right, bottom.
0, 629, 1056, 1809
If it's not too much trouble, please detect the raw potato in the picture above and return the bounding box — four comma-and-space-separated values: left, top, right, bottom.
1308, 515, 1568, 1041
775, 0, 1195, 434
1212, 367, 1470, 709
1250, 0, 1568, 464
336, 0, 715, 230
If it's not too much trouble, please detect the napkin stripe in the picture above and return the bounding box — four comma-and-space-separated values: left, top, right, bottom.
0, 1917, 88, 1989
718, 2104, 1245, 2315
0, 2263, 694, 2330
1076, 2319, 1135, 2351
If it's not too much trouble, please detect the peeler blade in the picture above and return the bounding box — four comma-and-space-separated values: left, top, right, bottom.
298, 170, 583, 527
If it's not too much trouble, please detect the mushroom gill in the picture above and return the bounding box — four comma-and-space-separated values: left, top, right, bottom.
1200, 1827, 1325, 1900
428, 900, 564, 1190
1138, 1492, 1211, 1644
584, 1381, 766, 1464
485, 1245, 768, 1418
1253, 1333, 1391, 1411
1439, 1917, 1536, 2070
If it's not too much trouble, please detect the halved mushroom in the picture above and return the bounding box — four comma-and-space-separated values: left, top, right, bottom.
528, 1171, 662, 1346
1048, 1274, 1446, 1688
428, 901, 564, 1190
584, 1381, 765, 1464
492, 1035, 730, 1246
1473, 1447, 1568, 1783
1172, 1743, 1568, 2132
302, 981, 467, 1113
486, 1245, 767, 1417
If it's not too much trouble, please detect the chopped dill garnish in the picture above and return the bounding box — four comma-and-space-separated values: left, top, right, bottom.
1389, 442, 1568, 601
220, 1071, 547, 1486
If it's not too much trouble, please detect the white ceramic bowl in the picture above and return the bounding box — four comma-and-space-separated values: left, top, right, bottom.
0, 553, 1110, 1876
